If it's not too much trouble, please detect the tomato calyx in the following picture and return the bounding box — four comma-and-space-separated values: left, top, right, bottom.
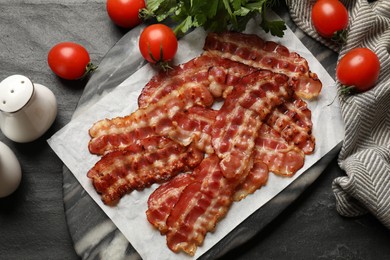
147, 43, 173, 71
138, 7, 153, 21
81, 62, 98, 79
155, 59, 173, 72
331, 29, 348, 45
327, 85, 355, 106
337, 85, 358, 99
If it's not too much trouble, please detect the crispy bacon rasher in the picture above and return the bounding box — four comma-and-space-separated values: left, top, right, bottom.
212, 70, 291, 179
147, 173, 195, 234
232, 123, 306, 201
204, 32, 322, 100
87, 137, 203, 205
233, 160, 269, 201
138, 53, 258, 108
87, 31, 322, 256
266, 96, 315, 154
88, 84, 214, 155
147, 155, 237, 256
254, 124, 305, 177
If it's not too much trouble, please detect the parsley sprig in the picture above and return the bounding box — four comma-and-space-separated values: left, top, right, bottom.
140, 0, 286, 37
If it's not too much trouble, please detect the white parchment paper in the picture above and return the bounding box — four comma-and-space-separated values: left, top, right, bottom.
48, 17, 344, 260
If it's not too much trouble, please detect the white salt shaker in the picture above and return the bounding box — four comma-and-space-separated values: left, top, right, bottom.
0, 75, 57, 143
0, 141, 21, 198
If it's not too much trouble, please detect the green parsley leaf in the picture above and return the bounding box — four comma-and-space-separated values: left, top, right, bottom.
142, 0, 286, 37
260, 11, 286, 37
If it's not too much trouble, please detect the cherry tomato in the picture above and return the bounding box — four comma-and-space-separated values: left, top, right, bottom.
336, 48, 380, 92
106, 0, 145, 28
311, 0, 348, 38
139, 24, 178, 65
48, 42, 95, 80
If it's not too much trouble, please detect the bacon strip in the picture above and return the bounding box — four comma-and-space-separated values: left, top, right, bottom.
232, 123, 306, 201
254, 124, 305, 177
138, 53, 258, 108
233, 160, 269, 201
266, 96, 314, 154
213, 105, 261, 180
88, 84, 214, 155
212, 70, 291, 179
87, 138, 203, 205
147, 173, 195, 234
164, 155, 236, 256
204, 32, 322, 99
179, 106, 218, 154
146, 156, 248, 255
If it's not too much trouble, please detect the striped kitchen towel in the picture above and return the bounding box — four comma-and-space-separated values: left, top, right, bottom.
286, 0, 390, 229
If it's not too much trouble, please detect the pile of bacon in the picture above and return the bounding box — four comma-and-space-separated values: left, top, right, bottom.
87, 32, 322, 256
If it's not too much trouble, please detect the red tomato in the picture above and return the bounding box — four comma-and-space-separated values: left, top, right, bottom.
139, 24, 178, 64
106, 0, 145, 28
336, 48, 380, 92
311, 0, 348, 38
48, 42, 94, 80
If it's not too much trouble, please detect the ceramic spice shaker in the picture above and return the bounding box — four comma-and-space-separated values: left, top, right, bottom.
0, 141, 22, 198
0, 75, 57, 143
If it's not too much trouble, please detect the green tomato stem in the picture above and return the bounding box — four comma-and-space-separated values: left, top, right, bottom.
82, 62, 98, 79
147, 42, 173, 72
331, 29, 348, 45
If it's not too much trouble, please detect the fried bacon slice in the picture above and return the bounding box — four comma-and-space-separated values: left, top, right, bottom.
254, 124, 305, 177
138, 53, 258, 108
163, 155, 236, 256
204, 32, 322, 99
212, 70, 291, 179
147, 173, 195, 234
87, 137, 204, 205
147, 155, 259, 255
88, 84, 214, 155
266, 96, 315, 154
177, 106, 218, 154
232, 123, 305, 201
233, 160, 269, 201
146, 156, 247, 255
213, 105, 261, 180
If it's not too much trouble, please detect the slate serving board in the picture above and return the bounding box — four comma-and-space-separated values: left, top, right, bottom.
62, 4, 341, 259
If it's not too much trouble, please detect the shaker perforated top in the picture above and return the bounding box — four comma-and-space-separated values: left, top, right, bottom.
0, 75, 34, 113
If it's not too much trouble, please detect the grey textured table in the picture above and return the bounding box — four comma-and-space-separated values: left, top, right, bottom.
0, 1, 389, 260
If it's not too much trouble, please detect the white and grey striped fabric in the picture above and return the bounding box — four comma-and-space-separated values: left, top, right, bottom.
287, 0, 390, 229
